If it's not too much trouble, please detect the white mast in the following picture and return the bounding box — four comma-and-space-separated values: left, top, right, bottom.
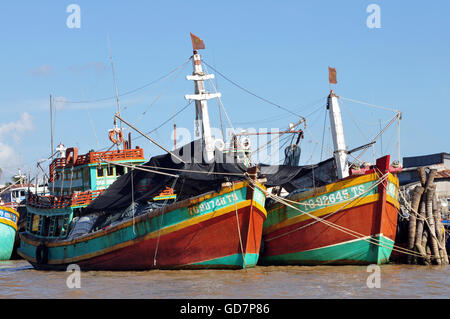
327, 90, 349, 179
185, 50, 221, 162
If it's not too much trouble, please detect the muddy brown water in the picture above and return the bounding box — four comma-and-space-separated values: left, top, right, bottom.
0, 260, 448, 298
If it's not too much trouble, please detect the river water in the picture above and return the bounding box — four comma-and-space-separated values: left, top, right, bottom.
0, 260, 448, 299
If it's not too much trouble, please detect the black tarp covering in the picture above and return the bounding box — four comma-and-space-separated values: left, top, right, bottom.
258, 157, 338, 192
83, 139, 248, 214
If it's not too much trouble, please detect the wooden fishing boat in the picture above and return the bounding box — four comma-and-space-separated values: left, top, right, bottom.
259, 90, 401, 265
0, 205, 19, 260
18, 34, 267, 270
19, 175, 266, 270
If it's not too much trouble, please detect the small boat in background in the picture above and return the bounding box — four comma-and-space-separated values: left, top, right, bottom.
0, 170, 47, 259
0, 205, 19, 260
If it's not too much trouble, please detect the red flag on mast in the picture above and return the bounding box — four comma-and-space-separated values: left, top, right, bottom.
190, 32, 205, 50
328, 67, 337, 84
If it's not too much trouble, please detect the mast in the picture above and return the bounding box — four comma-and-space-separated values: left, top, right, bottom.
185, 38, 221, 162
50, 94, 54, 160
327, 90, 349, 179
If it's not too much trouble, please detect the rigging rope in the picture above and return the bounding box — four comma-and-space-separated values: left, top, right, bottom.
57, 59, 191, 105
202, 60, 307, 122
153, 177, 179, 266
245, 174, 430, 259
232, 181, 246, 268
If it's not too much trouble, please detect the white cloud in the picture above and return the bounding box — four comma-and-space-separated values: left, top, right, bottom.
29, 64, 54, 77
0, 112, 34, 139
0, 142, 20, 167
0, 113, 34, 181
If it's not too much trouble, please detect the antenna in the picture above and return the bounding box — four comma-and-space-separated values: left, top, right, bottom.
107, 36, 122, 131
50, 94, 54, 160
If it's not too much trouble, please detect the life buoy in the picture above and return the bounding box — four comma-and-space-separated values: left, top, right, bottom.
36, 243, 49, 265
66, 147, 78, 165
109, 128, 124, 145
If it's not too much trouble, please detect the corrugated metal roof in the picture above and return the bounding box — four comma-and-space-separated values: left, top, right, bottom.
436, 169, 450, 179
403, 152, 449, 168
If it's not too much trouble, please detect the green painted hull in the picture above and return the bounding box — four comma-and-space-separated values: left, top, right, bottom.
191, 253, 260, 269
261, 234, 394, 265
0, 223, 16, 260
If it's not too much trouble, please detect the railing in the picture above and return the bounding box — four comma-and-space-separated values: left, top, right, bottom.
0, 202, 20, 209
71, 189, 104, 207
49, 148, 144, 181
88, 148, 144, 163
27, 189, 105, 209
27, 194, 73, 209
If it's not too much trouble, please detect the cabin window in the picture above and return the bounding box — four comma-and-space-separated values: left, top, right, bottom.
31, 214, 40, 233
97, 166, 104, 177
20, 190, 25, 197
39, 216, 50, 236
106, 166, 114, 177
116, 165, 124, 176
83, 168, 89, 181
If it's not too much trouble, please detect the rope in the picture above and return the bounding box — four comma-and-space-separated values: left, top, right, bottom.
201, 62, 236, 136
136, 61, 188, 123
352, 113, 400, 164
153, 177, 179, 266
202, 60, 307, 122
140, 101, 193, 138
131, 165, 136, 235
263, 172, 390, 242
137, 164, 246, 177
58, 59, 191, 105
232, 181, 246, 268
96, 158, 179, 178
246, 174, 427, 259
339, 96, 400, 114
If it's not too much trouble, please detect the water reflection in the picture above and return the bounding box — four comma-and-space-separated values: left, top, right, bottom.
0, 261, 448, 299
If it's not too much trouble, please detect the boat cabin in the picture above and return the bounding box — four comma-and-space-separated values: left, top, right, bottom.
24, 144, 146, 239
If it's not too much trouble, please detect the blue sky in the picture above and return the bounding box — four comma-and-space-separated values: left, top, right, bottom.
0, 1, 449, 182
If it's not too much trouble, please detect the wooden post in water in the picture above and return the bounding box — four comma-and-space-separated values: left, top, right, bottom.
426, 186, 441, 265
418, 167, 427, 186
415, 199, 427, 263
433, 192, 449, 265
407, 185, 424, 264
421, 228, 431, 265
402, 167, 449, 265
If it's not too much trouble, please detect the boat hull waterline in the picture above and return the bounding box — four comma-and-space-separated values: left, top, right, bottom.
18, 181, 267, 270
261, 157, 399, 265
0, 206, 19, 260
